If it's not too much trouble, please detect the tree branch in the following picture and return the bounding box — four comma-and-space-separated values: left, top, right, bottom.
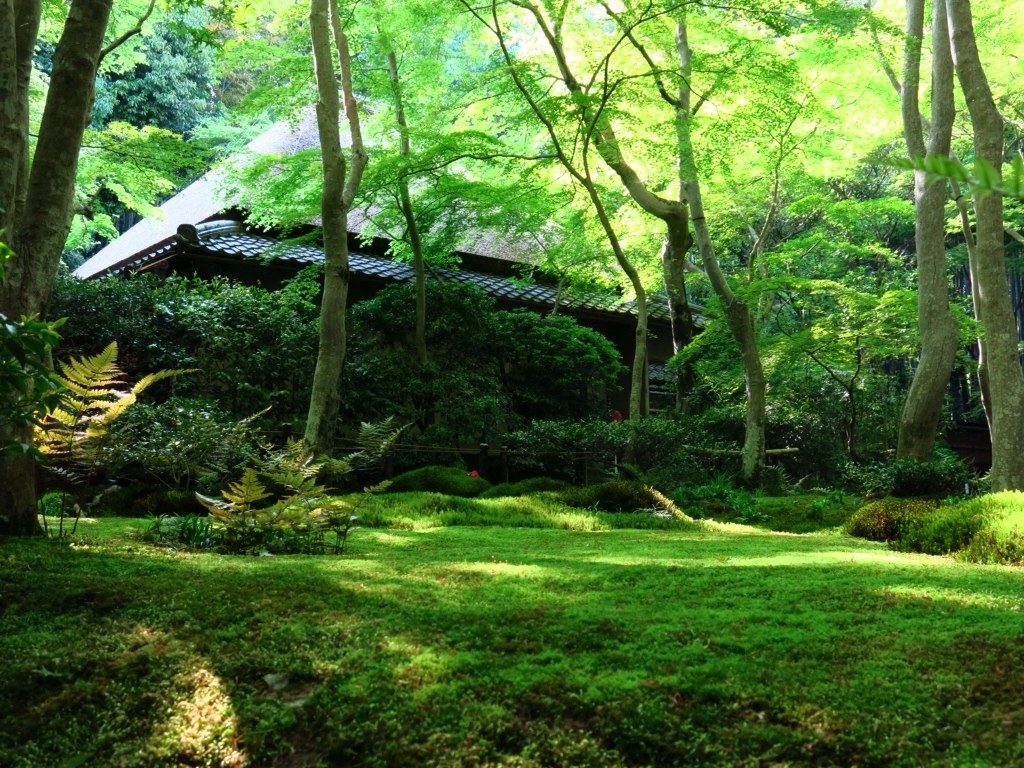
99, 0, 156, 66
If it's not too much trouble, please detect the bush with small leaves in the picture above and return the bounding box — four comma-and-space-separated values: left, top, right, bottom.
890, 455, 974, 498
385, 465, 492, 497
108, 396, 263, 490
895, 503, 986, 556
671, 474, 755, 520
844, 498, 939, 542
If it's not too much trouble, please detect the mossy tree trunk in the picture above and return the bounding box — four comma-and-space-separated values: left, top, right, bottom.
946, 0, 1024, 490
0, 0, 115, 535
896, 0, 961, 460
304, 0, 367, 456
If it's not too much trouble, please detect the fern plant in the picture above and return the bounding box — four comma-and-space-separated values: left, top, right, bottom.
36, 341, 192, 536
197, 418, 402, 555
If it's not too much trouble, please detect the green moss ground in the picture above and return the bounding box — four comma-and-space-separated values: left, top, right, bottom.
2, 500, 1023, 767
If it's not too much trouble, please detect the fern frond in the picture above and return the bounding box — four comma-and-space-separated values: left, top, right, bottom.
99, 367, 197, 426
222, 468, 273, 507
196, 492, 236, 520
58, 342, 124, 390
359, 417, 403, 456
38, 342, 192, 476
350, 417, 404, 468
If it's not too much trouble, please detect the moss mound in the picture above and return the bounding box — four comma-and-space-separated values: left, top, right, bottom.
560, 480, 678, 515
844, 497, 938, 542
385, 465, 491, 497
948, 492, 1024, 565
480, 477, 570, 498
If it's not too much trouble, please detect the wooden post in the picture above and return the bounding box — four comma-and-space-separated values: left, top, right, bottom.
478, 443, 490, 480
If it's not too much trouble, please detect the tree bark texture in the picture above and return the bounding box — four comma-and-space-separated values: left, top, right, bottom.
896, 0, 961, 460
676, 14, 765, 484
946, 0, 1024, 489
304, 0, 367, 455
0, 0, 113, 536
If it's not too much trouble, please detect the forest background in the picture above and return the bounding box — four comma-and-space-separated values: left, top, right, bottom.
2, 0, 1024, 535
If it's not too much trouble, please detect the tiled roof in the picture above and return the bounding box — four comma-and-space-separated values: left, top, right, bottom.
171, 222, 678, 322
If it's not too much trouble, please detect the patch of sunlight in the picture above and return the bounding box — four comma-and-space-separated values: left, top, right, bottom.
153, 665, 248, 767
450, 560, 551, 578
711, 550, 947, 568
365, 532, 422, 547
879, 584, 1024, 611
572, 548, 928, 569
381, 636, 452, 691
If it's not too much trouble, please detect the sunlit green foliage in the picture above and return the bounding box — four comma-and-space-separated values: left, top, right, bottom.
196, 420, 400, 554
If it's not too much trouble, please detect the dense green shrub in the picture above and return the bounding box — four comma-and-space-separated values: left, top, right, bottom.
844, 498, 938, 542
386, 465, 492, 497
504, 415, 750, 488
50, 270, 321, 427
883, 492, 1024, 563
343, 282, 624, 448
99, 485, 207, 516
503, 419, 626, 483
841, 452, 974, 498
896, 503, 986, 556
672, 475, 756, 520
107, 397, 262, 489
560, 480, 672, 514
480, 477, 570, 498
840, 461, 896, 496
890, 455, 974, 497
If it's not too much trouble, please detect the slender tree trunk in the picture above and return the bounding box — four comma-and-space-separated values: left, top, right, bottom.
512, 0, 695, 427
0, 0, 113, 536
946, 0, 1024, 490
385, 50, 428, 364
676, 13, 765, 484
661, 235, 696, 409
304, 0, 367, 455
476, 0, 649, 427
955, 189, 994, 432
897, 0, 961, 459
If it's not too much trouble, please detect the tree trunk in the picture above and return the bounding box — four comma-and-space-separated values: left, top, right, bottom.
0, 0, 114, 536
304, 0, 367, 455
946, 0, 1024, 489
661, 234, 696, 409
897, 0, 961, 459
676, 13, 765, 484
385, 50, 428, 364
479, 0, 650, 427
